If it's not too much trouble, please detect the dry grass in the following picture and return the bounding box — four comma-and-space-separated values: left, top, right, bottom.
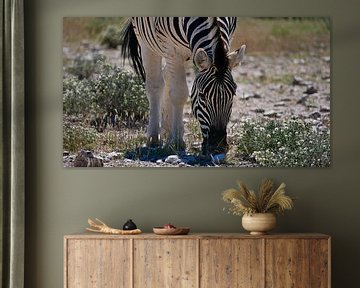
95, 128, 147, 152
222, 179, 294, 216
64, 17, 330, 55
63, 17, 125, 46
232, 18, 330, 55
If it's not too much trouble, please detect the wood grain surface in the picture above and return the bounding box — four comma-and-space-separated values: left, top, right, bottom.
265, 239, 310, 287
200, 239, 264, 287
64, 233, 330, 288
133, 239, 198, 288
65, 239, 131, 288
309, 239, 330, 288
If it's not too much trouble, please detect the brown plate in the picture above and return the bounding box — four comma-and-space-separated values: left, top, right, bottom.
153, 227, 190, 235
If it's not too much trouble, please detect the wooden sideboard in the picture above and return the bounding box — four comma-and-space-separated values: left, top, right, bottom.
64, 233, 330, 288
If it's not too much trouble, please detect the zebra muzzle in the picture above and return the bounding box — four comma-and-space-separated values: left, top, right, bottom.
202, 129, 229, 155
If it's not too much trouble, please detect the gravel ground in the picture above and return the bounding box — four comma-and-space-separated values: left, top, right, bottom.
63, 43, 330, 168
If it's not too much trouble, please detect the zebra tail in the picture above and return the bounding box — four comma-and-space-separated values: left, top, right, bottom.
120, 20, 146, 82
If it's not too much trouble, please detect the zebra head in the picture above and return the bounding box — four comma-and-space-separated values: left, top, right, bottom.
191, 44, 246, 155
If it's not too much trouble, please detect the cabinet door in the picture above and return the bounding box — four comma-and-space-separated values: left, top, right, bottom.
65, 239, 131, 288
200, 239, 264, 288
309, 239, 330, 288
133, 239, 198, 288
265, 239, 311, 288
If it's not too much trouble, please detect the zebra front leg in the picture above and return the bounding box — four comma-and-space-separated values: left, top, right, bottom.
141, 46, 164, 147
164, 60, 188, 151
161, 64, 172, 137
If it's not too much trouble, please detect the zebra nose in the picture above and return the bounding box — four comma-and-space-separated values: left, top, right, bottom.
207, 128, 228, 153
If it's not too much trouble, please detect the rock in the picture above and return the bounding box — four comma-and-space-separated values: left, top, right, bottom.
292, 76, 314, 87
106, 151, 122, 160
297, 95, 309, 105
320, 107, 331, 113
263, 110, 278, 118
307, 104, 318, 109
254, 108, 265, 114
269, 84, 283, 91
63, 151, 70, 156
253, 69, 266, 80
156, 159, 163, 164
308, 111, 322, 119
322, 56, 331, 63
289, 86, 301, 94
74, 150, 103, 167
274, 102, 286, 107
293, 58, 306, 65
242, 93, 252, 100
242, 92, 262, 100
102, 157, 110, 163
165, 155, 181, 164
292, 76, 306, 86
304, 86, 318, 95
178, 162, 191, 167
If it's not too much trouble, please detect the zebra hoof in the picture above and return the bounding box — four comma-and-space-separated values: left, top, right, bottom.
147, 136, 162, 148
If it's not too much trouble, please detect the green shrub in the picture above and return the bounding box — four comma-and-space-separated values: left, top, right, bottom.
93, 64, 148, 124
63, 61, 148, 125
66, 53, 105, 80
85, 17, 124, 37
236, 120, 330, 167
63, 76, 96, 116
99, 25, 123, 49
63, 124, 98, 152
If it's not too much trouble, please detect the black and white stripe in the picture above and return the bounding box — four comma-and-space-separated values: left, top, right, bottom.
122, 17, 239, 153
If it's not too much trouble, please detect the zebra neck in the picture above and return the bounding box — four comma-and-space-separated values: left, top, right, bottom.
183, 17, 234, 62
183, 17, 219, 61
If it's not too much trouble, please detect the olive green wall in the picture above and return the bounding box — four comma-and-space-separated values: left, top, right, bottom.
25, 0, 360, 287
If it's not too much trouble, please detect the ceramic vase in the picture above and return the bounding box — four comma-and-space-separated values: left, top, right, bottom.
242, 213, 276, 235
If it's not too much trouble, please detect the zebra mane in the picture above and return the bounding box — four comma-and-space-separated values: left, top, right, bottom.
213, 17, 230, 79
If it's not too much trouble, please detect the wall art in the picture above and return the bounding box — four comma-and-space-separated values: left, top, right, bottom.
63, 17, 330, 167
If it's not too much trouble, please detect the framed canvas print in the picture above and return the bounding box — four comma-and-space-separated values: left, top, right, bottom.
63, 17, 330, 168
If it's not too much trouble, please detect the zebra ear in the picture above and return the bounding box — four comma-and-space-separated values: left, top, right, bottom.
194, 48, 211, 71
228, 44, 246, 69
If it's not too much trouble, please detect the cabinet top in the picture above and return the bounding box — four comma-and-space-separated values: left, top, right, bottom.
64, 232, 330, 240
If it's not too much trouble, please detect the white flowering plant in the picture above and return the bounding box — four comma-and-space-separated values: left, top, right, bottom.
236, 119, 330, 167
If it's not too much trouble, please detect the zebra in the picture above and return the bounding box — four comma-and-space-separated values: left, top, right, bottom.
121, 17, 246, 154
